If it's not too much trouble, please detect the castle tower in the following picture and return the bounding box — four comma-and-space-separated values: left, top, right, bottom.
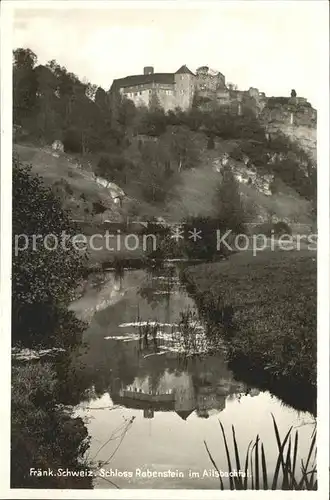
143, 408, 154, 419
174, 65, 195, 110
144, 66, 154, 75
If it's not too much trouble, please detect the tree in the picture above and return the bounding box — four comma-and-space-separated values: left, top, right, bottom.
213, 167, 246, 233
204, 107, 265, 141
135, 141, 176, 203
149, 90, 161, 111
33, 64, 62, 142
84, 81, 98, 101
13, 48, 38, 125
69, 93, 99, 154
161, 126, 199, 172
13, 48, 37, 69
138, 107, 167, 137
12, 49, 137, 154
166, 109, 181, 126
110, 90, 136, 138
117, 95, 137, 129
182, 216, 221, 260
291, 89, 297, 98
227, 82, 238, 91
95, 86, 108, 108
184, 107, 204, 131
207, 135, 215, 150
181, 168, 246, 260
12, 156, 87, 348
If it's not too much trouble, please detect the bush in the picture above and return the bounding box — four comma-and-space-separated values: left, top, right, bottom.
274, 221, 292, 235
181, 216, 242, 261
92, 201, 107, 214
63, 128, 82, 153
95, 154, 132, 185
252, 221, 291, 237
203, 109, 265, 141
12, 156, 87, 348
11, 362, 92, 488
12, 156, 92, 488
137, 108, 167, 137
183, 217, 223, 260
53, 178, 74, 200
166, 110, 181, 126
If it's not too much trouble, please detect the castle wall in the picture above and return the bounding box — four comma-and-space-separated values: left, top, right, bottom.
195, 73, 226, 92
121, 82, 176, 111
121, 86, 150, 107
195, 66, 226, 92
215, 89, 231, 106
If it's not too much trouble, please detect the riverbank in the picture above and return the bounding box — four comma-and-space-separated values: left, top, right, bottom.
182, 249, 317, 414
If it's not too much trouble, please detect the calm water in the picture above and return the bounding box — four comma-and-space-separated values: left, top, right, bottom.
68, 266, 315, 489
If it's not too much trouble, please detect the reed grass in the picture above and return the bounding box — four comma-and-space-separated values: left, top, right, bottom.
135, 306, 208, 354
204, 414, 317, 490
175, 308, 204, 353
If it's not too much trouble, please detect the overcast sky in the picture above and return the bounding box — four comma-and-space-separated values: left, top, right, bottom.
12, 1, 328, 108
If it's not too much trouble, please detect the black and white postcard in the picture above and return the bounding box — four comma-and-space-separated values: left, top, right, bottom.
1, 1, 329, 498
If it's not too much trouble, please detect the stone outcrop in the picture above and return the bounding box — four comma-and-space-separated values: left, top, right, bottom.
266, 123, 316, 161
260, 97, 317, 160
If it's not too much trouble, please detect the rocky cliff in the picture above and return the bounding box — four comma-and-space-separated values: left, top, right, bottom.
266, 123, 316, 161
260, 97, 317, 160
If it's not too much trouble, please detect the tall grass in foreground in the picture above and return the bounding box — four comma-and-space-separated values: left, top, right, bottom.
204, 414, 317, 490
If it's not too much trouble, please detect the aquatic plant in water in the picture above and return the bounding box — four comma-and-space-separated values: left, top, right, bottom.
133, 306, 224, 356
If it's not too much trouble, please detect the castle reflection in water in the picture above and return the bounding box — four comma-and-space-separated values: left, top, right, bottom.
111, 368, 260, 421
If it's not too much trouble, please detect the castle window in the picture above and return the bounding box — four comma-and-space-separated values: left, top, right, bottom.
134, 92, 137, 96
139, 91, 142, 95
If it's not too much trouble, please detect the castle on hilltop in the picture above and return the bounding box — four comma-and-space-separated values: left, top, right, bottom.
110, 64, 228, 112
110, 64, 316, 127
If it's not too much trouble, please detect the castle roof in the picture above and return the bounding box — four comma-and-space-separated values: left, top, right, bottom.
112, 73, 175, 90
176, 410, 194, 420
111, 65, 195, 90
175, 65, 195, 76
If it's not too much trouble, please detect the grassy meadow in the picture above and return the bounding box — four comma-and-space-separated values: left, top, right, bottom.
183, 249, 317, 414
